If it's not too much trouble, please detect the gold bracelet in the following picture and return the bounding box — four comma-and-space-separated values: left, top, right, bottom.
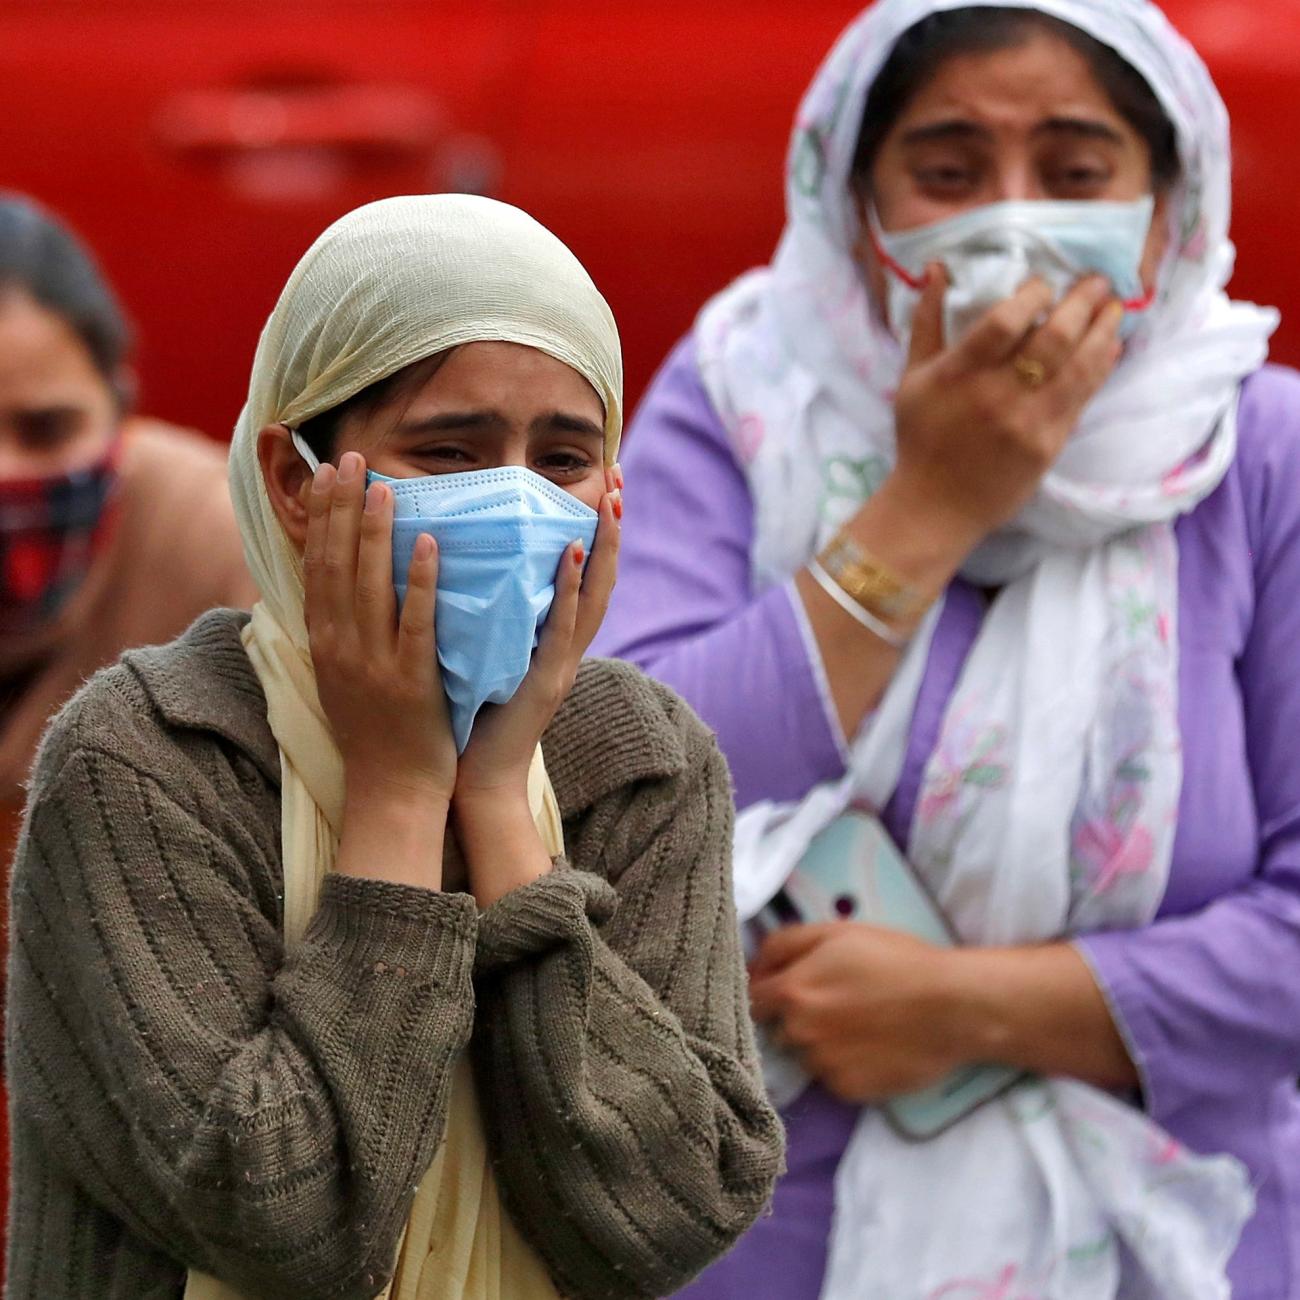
807, 558, 911, 648
815, 533, 927, 627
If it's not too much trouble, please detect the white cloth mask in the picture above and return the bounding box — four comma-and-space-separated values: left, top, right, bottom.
292, 431, 597, 751
872, 196, 1157, 346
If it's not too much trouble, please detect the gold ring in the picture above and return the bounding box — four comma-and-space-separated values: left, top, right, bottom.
1013, 355, 1048, 390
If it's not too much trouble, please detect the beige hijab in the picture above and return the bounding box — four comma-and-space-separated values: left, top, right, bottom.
191, 194, 622, 1300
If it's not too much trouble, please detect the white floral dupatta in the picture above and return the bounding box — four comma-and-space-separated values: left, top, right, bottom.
697, 1, 1278, 1297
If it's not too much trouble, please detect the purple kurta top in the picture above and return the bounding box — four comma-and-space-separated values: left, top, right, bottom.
592, 336, 1300, 1300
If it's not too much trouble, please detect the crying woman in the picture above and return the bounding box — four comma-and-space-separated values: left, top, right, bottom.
4, 195, 783, 1300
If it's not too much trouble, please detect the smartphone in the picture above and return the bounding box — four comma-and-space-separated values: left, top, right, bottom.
752, 806, 1025, 1140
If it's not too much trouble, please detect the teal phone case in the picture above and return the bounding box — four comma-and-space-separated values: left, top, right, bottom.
759, 808, 1024, 1140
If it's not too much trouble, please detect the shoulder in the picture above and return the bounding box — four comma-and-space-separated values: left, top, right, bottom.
1236, 364, 1300, 465
29, 608, 275, 804
15, 616, 284, 982
543, 657, 731, 819
624, 333, 731, 455
1233, 364, 1300, 569
123, 416, 227, 470
120, 417, 230, 501
644, 333, 705, 404
119, 418, 256, 607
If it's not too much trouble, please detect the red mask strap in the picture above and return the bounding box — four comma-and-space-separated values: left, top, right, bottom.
1122, 284, 1158, 313
866, 216, 927, 291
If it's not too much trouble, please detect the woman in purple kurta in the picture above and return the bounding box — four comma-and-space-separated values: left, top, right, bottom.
593, 3, 1300, 1298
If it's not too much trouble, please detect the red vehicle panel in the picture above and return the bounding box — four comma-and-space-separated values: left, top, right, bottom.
1, 0, 1296, 437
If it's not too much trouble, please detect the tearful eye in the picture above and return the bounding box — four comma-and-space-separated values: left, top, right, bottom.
1045, 163, 1114, 196
535, 452, 595, 474
414, 446, 475, 466
922, 168, 972, 185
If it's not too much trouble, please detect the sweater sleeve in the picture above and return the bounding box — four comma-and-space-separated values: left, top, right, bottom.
468, 703, 785, 1300
1075, 366, 1300, 1127
7, 742, 477, 1300
591, 336, 847, 809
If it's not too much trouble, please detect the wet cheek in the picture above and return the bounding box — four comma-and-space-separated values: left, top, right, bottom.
570, 477, 606, 513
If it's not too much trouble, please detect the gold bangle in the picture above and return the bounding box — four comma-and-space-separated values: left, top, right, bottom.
807, 558, 911, 648
816, 533, 926, 626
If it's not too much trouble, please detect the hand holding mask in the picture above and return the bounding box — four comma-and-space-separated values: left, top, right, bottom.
871, 196, 1156, 349
293, 431, 606, 754
380, 463, 599, 751
885, 253, 1126, 548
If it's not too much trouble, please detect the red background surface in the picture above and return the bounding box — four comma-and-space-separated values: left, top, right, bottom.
0, 0, 1296, 1260
1, 0, 1297, 438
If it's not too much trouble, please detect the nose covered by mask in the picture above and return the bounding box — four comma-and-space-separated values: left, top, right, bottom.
872, 196, 1157, 348
292, 432, 597, 751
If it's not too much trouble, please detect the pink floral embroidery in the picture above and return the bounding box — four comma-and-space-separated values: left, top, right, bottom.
928, 1263, 1038, 1300
1161, 442, 1212, 495
1182, 221, 1209, 262
1149, 1132, 1185, 1166
1073, 819, 1155, 895
735, 413, 766, 462
916, 716, 1010, 829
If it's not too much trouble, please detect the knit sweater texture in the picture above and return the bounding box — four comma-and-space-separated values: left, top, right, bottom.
5, 609, 782, 1300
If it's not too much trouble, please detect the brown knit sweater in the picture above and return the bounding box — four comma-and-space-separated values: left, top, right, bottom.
5, 609, 781, 1300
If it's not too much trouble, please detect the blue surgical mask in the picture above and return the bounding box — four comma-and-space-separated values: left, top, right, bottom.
871, 196, 1157, 347
291, 432, 597, 750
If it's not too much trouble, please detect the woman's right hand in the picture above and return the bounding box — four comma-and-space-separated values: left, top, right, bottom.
890, 265, 1125, 546
303, 452, 458, 806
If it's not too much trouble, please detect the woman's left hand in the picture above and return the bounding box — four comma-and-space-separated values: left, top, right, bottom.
455, 477, 621, 804
451, 474, 620, 906
748, 922, 970, 1103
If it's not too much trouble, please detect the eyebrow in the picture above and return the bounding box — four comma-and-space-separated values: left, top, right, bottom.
1036, 116, 1126, 145
393, 409, 604, 440
899, 116, 1126, 147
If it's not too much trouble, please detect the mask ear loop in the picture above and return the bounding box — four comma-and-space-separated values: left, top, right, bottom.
865, 204, 928, 291
1122, 284, 1157, 313
289, 427, 322, 473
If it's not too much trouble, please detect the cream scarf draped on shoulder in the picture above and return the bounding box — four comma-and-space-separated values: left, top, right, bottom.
192, 193, 621, 1300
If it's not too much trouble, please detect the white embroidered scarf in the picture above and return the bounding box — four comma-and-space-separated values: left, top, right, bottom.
696, 2, 1278, 1297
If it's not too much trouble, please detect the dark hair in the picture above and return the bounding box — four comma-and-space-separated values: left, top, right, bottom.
851, 7, 1181, 192
0, 195, 133, 403
294, 352, 449, 464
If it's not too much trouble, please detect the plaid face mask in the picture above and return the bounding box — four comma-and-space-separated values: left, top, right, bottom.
0, 441, 121, 640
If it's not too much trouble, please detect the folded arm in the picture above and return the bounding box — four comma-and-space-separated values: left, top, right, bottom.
470, 705, 784, 1300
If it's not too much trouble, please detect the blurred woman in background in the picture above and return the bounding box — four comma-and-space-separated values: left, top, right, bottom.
0, 195, 254, 823
596, 0, 1300, 1296
0, 195, 254, 1244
